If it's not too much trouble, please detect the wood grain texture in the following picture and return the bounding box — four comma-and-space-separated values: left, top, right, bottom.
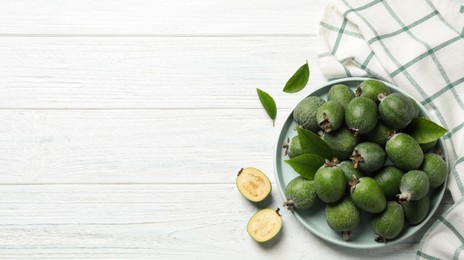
0, 37, 325, 109
0, 184, 453, 259
0, 0, 325, 36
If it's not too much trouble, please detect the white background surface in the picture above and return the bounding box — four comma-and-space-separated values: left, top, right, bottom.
0, 1, 453, 258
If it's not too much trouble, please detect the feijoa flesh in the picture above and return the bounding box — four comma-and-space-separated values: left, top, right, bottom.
247, 208, 282, 243
420, 153, 448, 189
325, 197, 360, 241
327, 84, 355, 108
293, 96, 326, 132
316, 100, 345, 132
314, 164, 346, 203
371, 201, 404, 242
236, 168, 272, 202
284, 176, 317, 210
345, 96, 378, 135
386, 133, 424, 171
402, 195, 430, 225
350, 176, 386, 213
397, 170, 430, 203
378, 93, 415, 130
322, 127, 360, 160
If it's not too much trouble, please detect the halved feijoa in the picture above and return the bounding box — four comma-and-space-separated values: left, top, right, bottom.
247, 208, 282, 243
236, 168, 271, 202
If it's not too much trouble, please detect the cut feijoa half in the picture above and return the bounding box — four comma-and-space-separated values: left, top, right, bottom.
247, 208, 282, 243
236, 167, 272, 202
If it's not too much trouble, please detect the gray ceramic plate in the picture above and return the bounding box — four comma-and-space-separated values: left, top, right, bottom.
274, 77, 448, 249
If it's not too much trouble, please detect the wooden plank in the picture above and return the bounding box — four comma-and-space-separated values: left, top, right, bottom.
0, 184, 452, 258
0, 0, 326, 35
0, 37, 326, 109
0, 109, 291, 184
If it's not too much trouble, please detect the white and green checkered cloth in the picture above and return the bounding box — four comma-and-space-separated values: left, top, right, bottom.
318, 0, 464, 258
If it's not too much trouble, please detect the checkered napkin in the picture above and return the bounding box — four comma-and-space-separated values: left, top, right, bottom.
317, 0, 464, 257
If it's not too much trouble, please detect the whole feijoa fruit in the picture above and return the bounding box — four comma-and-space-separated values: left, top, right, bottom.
362, 122, 394, 146
374, 166, 404, 200
236, 168, 272, 202
371, 201, 404, 242
402, 195, 430, 225
325, 197, 360, 241
314, 164, 346, 203
247, 208, 282, 243
420, 153, 448, 189
284, 135, 303, 158
385, 133, 424, 171
350, 142, 386, 174
283, 176, 317, 210
327, 84, 355, 108
356, 80, 390, 103
378, 93, 415, 130
345, 96, 378, 135
293, 96, 326, 132
397, 170, 430, 203
322, 127, 360, 160
338, 160, 364, 184
316, 101, 345, 132
350, 176, 386, 213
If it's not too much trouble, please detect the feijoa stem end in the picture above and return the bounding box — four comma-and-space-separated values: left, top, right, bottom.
283, 200, 294, 210
397, 192, 411, 204
237, 168, 244, 176
341, 231, 352, 241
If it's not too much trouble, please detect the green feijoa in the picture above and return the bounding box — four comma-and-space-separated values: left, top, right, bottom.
327, 84, 355, 108
374, 166, 404, 200
420, 153, 448, 189
283, 176, 317, 210
350, 142, 386, 174
283, 135, 303, 158
345, 96, 378, 135
407, 96, 420, 118
356, 80, 391, 103
378, 93, 415, 130
420, 139, 437, 153
350, 177, 386, 213
362, 122, 394, 146
314, 164, 346, 203
402, 195, 430, 225
371, 201, 404, 242
325, 197, 360, 241
338, 160, 364, 184
322, 127, 360, 160
397, 170, 430, 203
316, 100, 345, 132
293, 96, 326, 132
385, 133, 424, 171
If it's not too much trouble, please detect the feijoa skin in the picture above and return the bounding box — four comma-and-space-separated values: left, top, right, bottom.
284, 176, 317, 210
420, 153, 448, 189
322, 127, 360, 160
350, 142, 386, 174
357, 80, 391, 103
325, 197, 360, 241
362, 122, 393, 146
402, 195, 430, 225
314, 165, 346, 203
374, 166, 404, 200
385, 133, 424, 171
285, 135, 303, 158
420, 140, 437, 153
350, 177, 386, 213
293, 96, 326, 132
338, 160, 364, 184
407, 96, 420, 118
378, 93, 415, 130
397, 170, 430, 203
371, 201, 404, 242
247, 208, 282, 243
317, 100, 345, 132
327, 84, 355, 108
345, 96, 378, 135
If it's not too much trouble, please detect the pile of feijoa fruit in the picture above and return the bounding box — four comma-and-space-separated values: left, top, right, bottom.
283, 79, 448, 243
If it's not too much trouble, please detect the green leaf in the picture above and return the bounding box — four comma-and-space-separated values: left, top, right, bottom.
283, 61, 310, 93
297, 128, 334, 160
256, 88, 277, 126
405, 117, 448, 144
285, 154, 325, 180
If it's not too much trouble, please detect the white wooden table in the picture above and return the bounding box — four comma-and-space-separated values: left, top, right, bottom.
0, 1, 453, 258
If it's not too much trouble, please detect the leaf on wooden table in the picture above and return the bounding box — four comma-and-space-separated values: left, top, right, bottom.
285, 154, 325, 180
256, 88, 277, 126
297, 128, 334, 160
283, 61, 310, 93
405, 117, 448, 144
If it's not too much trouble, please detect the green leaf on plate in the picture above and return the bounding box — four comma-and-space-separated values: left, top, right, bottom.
405, 117, 448, 144
283, 61, 310, 93
285, 154, 325, 180
297, 128, 334, 160
256, 88, 277, 126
